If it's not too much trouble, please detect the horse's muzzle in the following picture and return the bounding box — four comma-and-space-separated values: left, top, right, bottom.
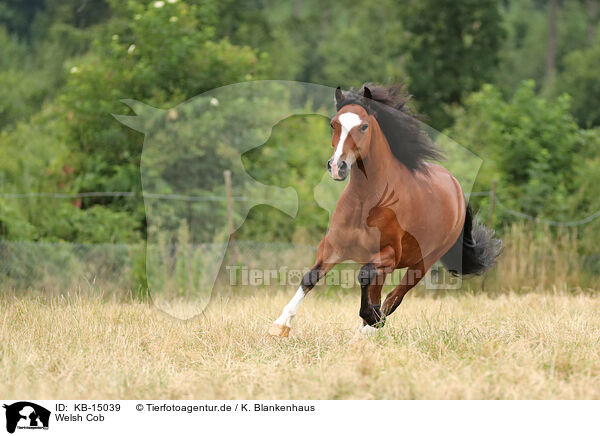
327, 159, 348, 181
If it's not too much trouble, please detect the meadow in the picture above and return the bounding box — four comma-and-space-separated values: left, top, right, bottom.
2, 0, 600, 406
2, 288, 600, 400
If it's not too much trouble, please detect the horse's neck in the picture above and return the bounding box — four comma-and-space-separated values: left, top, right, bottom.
349, 126, 398, 199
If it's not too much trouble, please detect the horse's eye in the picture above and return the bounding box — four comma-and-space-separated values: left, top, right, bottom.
361, 124, 369, 131
330, 122, 334, 129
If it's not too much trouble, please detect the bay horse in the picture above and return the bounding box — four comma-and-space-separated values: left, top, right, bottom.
269, 84, 501, 337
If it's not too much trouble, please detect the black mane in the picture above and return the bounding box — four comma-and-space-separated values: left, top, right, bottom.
336, 83, 443, 172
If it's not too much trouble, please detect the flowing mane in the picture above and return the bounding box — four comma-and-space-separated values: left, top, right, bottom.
335, 83, 443, 172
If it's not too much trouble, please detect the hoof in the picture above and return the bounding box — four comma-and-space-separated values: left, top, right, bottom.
359, 304, 386, 328
268, 323, 290, 337
360, 324, 378, 336
349, 323, 378, 343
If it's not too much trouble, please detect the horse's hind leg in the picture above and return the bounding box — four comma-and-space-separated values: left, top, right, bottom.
381, 260, 427, 317
268, 239, 338, 337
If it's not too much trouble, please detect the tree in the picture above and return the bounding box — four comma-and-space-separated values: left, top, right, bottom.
57, 0, 265, 232
0, 0, 268, 244
587, 0, 598, 44
444, 81, 593, 224
403, 0, 505, 129
495, 0, 592, 96
544, 0, 559, 88
314, 0, 406, 88
554, 40, 600, 126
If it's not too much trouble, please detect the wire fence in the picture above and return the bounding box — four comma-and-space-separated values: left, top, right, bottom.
471, 189, 600, 227
2, 187, 600, 227
0, 191, 315, 205
2, 187, 599, 293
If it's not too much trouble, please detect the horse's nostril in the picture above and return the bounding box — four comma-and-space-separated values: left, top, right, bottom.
339, 161, 347, 170
327, 160, 332, 170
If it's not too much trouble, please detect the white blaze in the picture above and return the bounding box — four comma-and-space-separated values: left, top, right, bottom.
333, 112, 362, 162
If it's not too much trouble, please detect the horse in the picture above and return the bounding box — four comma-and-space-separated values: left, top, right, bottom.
269, 84, 501, 337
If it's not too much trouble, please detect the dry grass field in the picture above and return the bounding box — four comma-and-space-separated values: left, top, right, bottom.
1, 289, 600, 399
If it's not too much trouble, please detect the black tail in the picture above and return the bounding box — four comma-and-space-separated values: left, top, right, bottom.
441, 205, 502, 276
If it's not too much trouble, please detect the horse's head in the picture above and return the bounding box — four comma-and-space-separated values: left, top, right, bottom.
327, 86, 374, 181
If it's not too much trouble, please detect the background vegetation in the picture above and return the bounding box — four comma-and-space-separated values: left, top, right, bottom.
1, 0, 599, 294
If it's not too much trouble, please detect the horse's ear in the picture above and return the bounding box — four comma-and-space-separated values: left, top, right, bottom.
363, 86, 372, 100
334, 86, 344, 107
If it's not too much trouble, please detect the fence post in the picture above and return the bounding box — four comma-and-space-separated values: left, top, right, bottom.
488, 179, 497, 228
224, 170, 235, 240
224, 170, 239, 263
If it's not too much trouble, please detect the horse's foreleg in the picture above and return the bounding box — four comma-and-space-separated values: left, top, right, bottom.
381, 259, 427, 317
268, 239, 337, 337
358, 246, 396, 329
368, 271, 386, 321
357, 270, 387, 333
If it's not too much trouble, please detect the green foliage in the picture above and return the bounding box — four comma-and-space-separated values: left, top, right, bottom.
54, 0, 266, 238
2, 0, 600, 292
215, 0, 408, 87
0, 27, 50, 128
569, 128, 600, 217
0, 0, 45, 38
241, 115, 332, 242
403, 0, 505, 128
495, 0, 548, 94
1, 0, 267, 246
0, 106, 140, 242
313, 0, 406, 87
496, 0, 592, 96
445, 80, 599, 224
554, 40, 600, 127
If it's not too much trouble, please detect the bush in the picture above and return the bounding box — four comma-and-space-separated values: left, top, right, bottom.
444, 81, 598, 224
